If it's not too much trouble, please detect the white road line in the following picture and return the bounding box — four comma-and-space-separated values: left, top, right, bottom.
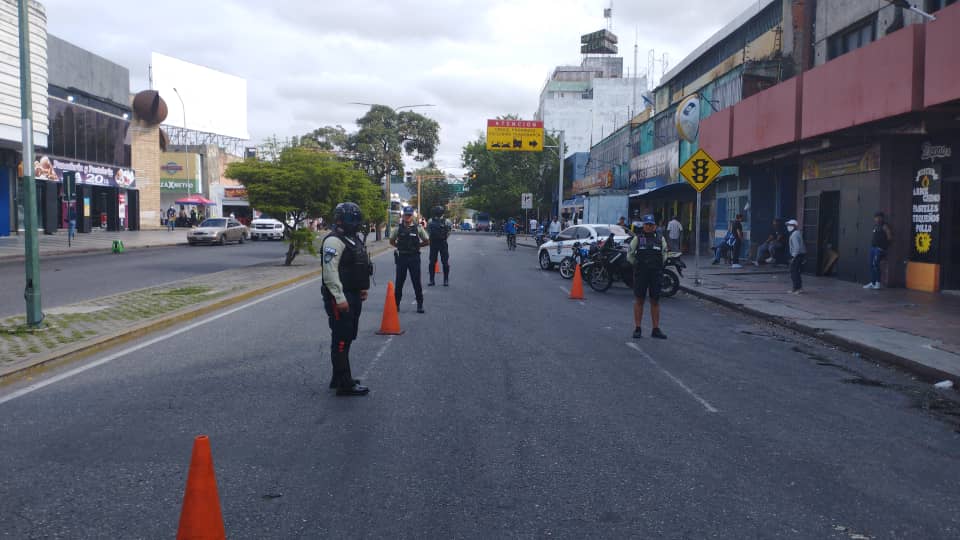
0, 278, 321, 407
359, 336, 394, 380
625, 342, 719, 413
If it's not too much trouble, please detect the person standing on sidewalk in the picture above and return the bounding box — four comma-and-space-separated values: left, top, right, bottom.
730, 214, 744, 268
864, 211, 892, 290
549, 216, 561, 240
628, 214, 668, 339
390, 206, 429, 313
667, 215, 683, 253
786, 219, 806, 294
321, 202, 371, 396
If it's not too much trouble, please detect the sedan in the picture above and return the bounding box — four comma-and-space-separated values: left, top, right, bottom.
187, 218, 249, 246
537, 224, 631, 270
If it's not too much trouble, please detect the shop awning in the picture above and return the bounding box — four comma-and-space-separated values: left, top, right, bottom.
175, 195, 215, 205
629, 181, 696, 202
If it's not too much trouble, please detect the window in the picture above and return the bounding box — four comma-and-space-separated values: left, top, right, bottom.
827, 16, 876, 60
654, 111, 678, 149
46, 98, 131, 166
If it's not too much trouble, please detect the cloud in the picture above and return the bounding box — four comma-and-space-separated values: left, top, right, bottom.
41, 0, 759, 172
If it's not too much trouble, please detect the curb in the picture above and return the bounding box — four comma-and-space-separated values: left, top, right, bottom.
680, 284, 958, 383
0, 243, 393, 385
0, 242, 186, 262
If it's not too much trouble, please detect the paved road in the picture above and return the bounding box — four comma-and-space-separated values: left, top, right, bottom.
2, 234, 959, 538
0, 240, 290, 317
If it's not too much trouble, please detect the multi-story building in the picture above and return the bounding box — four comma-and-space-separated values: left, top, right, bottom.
701, 0, 960, 291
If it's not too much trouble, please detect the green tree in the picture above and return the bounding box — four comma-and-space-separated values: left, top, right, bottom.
226, 146, 384, 265
461, 118, 561, 221
405, 165, 456, 217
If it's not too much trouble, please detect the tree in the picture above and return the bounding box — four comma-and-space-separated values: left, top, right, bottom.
226, 147, 384, 265
405, 165, 456, 216
461, 117, 561, 221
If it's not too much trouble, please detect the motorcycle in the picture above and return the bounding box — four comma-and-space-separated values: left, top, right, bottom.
534, 228, 546, 247
660, 253, 686, 297
586, 234, 686, 297
559, 241, 593, 279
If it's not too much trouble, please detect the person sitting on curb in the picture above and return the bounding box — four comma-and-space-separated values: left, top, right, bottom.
753, 219, 786, 266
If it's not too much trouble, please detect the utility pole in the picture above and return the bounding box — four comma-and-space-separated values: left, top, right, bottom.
18, 0, 42, 326
173, 88, 190, 197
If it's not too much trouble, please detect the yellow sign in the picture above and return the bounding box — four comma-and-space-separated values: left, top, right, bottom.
486, 119, 544, 152
679, 149, 722, 192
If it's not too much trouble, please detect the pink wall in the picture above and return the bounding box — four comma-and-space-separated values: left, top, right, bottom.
924, 3, 960, 107
801, 24, 924, 139
731, 76, 801, 158
699, 107, 733, 161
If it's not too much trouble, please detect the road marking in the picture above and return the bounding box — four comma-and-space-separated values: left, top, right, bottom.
625, 342, 719, 413
359, 336, 394, 380
0, 278, 321, 407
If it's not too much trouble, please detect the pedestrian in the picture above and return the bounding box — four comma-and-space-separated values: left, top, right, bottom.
167, 205, 177, 231
628, 214, 668, 340
787, 219, 806, 294
189, 207, 198, 226
667, 215, 683, 253
754, 219, 786, 266
549, 216, 561, 240
390, 206, 429, 313
427, 205, 452, 287
730, 214, 744, 268
320, 202, 371, 396
864, 211, 892, 290
617, 216, 627, 228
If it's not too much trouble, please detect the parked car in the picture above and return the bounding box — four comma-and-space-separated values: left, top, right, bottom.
249, 217, 285, 240
187, 218, 248, 246
537, 224, 631, 270
460, 222, 472, 231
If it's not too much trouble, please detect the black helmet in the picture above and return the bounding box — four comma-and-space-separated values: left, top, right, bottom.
432, 206, 444, 218
334, 202, 362, 233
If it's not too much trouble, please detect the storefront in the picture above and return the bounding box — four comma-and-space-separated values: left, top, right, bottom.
221, 186, 251, 224
908, 139, 960, 293
159, 152, 201, 222
30, 155, 138, 232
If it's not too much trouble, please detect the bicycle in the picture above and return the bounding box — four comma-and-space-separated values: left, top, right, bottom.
507, 233, 517, 250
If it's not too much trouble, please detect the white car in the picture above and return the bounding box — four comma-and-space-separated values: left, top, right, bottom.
249, 218, 285, 240
538, 224, 632, 270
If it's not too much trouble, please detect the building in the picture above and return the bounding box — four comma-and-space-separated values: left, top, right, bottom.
0, 0, 48, 237
700, 0, 960, 291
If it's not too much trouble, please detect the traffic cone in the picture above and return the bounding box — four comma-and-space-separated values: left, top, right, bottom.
434, 261, 440, 274
111, 240, 125, 254
376, 282, 404, 335
176, 435, 226, 540
569, 264, 585, 300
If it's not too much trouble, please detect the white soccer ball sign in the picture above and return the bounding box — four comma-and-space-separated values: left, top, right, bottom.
676, 95, 701, 143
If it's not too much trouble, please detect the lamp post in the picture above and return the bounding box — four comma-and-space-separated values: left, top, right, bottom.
18, 0, 41, 326
172, 88, 191, 199
348, 102, 435, 239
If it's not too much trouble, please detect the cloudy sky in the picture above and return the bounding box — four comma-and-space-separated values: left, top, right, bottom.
42, 0, 759, 173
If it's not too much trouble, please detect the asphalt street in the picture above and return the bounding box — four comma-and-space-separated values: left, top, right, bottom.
1, 233, 959, 539
0, 239, 289, 317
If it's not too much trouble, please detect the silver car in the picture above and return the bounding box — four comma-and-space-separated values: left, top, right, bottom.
187, 218, 248, 246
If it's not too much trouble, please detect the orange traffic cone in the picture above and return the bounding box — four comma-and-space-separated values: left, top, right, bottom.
569, 264, 585, 300
176, 435, 226, 540
377, 282, 404, 335
434, 261, 440, 274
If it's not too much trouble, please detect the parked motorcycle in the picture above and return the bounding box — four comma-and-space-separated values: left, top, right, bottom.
559, 241, 593, 279
586, 234, 686, 297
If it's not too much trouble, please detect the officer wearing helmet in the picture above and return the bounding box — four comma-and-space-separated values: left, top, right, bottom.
627, 213, 668, 340
390, 206, 430, 313
321, 202, 372, 396
426, 205, 453, 286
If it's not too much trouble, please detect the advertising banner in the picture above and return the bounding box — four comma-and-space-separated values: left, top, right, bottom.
160, 152, 201, 192
32, 155, 135, 189
911, 142, 951, 262
572, 170, 613, 193
629, 141, 679, 189
801, 145, 880, 181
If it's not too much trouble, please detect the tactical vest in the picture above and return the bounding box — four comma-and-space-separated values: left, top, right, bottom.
329, 231, 370, 292
633, 231, 664, 270
427, 218, 449, 242
396, 223, 421, 254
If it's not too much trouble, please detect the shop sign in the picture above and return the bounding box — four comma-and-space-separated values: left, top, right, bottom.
912, 166, 941, 261
224, 187, 248, 199
629, 141, 679, 188
160, 180, 199, 192
801, 145, 880, 181
572, 170, 613, 193
31, 155, 136, 189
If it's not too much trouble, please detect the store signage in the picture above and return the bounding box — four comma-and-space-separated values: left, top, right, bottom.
161, 161, 184, 175
161, 180, 198, 191
920, 142, 952, 163
912, 166, 941, 262
629, 141, 679, 188
572, 170, 613, 193
801, 145, 880, 180
224, 187, 248, 199
31, 155, 136, 189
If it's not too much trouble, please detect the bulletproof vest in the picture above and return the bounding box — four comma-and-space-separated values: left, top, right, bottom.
427, 218, 449, 242
633, 231, 664, 270
334, 231, 371, 292
396, 223, 421, 254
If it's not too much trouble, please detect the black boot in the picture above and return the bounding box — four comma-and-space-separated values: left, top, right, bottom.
333, 348, 368, 396
417, 301, 425, 314
443, 274, 449, 287
330, 343, 361, 388
428, 275, 436, 286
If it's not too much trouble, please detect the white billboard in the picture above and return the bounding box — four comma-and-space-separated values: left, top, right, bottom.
150, 52, 249, 140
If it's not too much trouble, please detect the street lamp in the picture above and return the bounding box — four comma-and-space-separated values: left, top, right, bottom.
172, 88, 191, 198
347, 102, 436, 238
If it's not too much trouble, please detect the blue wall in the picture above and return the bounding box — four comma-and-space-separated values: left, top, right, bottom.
0, 169, 9, 236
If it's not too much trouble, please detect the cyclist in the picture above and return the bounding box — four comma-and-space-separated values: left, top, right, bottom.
504, 217, 518, 250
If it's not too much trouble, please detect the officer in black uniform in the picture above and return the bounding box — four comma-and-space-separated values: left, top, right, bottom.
426, 205, 453, 287
321, 202, 371, 396
627, 213, 668, 340
390, 206, 429, 313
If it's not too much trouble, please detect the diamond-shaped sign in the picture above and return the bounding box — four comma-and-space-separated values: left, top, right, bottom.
679, 149, 721, 193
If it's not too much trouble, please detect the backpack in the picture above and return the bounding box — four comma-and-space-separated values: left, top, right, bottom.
427, 218, 449, 241
724, 231, 736, 247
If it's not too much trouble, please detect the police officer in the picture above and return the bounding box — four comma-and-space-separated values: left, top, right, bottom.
627, 214, 668, 340
426, 205, 452, 287
321, 202, 371, 396
390, 206, 429, 313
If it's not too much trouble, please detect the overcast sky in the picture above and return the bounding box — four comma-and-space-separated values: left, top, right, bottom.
42, 0, 760, 173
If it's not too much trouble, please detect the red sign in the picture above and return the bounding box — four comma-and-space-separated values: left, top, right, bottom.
487, 119, 543, 129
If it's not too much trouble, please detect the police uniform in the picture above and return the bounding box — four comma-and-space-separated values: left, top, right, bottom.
390, 220, 429, 312
321, 222, 371, 395
628, 230, 668, 301
427, 216, 453, 286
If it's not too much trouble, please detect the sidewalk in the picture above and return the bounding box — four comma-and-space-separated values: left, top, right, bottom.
680, 256, 960, 381
0, 229, 185, 260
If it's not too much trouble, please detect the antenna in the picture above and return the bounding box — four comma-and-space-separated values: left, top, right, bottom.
604, 1, 613, 31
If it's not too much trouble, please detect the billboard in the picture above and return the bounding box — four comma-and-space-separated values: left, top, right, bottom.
150, 52, 249, 140
159, 152, 202, 192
